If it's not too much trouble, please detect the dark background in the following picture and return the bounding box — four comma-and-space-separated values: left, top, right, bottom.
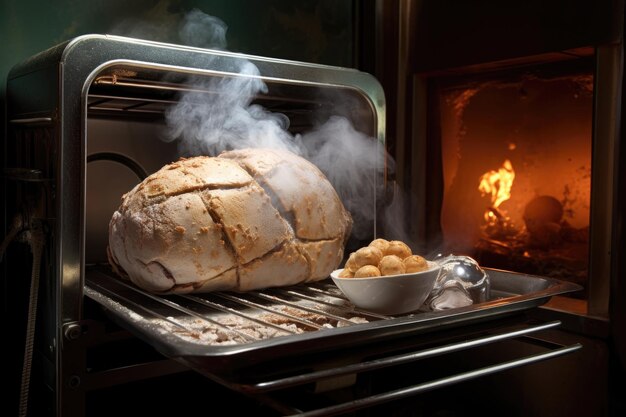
0, 0, 356, 211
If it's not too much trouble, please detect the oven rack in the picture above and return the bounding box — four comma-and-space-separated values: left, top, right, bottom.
87, 75, 324, 125
85, 266, 389, 347
84, 266, 582, 367
82, 266, 583, 416
235, 321, 581, 416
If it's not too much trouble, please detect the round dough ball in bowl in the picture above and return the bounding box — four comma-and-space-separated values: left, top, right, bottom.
354, 265, 382, 278
368, 238, 390, 253
353, 246, 384, 269
385, 240, 412, 259
378, 255, 405, 276
403, 255, 429, 273
330, 261, 441, 315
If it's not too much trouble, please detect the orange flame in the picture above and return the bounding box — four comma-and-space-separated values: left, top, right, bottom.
478, 159, 515, 213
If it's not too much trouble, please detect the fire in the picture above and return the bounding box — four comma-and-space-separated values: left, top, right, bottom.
478, 159, 515, 222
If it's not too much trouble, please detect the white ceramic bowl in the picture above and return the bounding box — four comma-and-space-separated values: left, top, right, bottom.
330, 261, 441, 315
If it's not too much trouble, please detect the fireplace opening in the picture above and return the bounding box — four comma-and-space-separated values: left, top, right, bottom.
437, 60, 593, 298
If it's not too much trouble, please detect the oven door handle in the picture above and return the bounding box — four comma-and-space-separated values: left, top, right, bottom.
280, 341, 581, 417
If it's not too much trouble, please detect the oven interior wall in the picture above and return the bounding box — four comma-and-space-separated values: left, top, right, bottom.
86, 118, 176, 264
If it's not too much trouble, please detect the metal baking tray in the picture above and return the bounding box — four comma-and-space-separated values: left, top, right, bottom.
85, 266, 582, 374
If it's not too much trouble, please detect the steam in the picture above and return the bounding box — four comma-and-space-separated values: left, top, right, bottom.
298, 117, 390, 237
179, 9, 227, 49
164, 61, 299, 156
161, 9, 392, 240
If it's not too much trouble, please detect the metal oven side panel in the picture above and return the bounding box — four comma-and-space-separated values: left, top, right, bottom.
5, 56, 63, 415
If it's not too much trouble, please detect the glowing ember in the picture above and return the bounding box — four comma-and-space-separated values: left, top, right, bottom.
478, 159, 515, 220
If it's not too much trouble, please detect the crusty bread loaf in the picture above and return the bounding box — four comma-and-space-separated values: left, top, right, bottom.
107, 148, 352, 293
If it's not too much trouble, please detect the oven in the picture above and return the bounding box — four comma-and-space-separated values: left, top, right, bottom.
359, 0, 625, 414
2, 3, 624, 416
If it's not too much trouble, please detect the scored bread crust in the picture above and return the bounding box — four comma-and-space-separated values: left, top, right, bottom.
108, 148, 353, 293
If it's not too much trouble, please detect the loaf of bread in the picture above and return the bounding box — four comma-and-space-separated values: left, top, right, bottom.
107, 148, 352, 294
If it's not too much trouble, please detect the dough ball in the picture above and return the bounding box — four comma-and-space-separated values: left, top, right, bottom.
385, 240, 412, 259
354, 265, 382, 278
403, 255, 428, 273
338, 268, 354, 278
378, 255, 406, 276
369, 238, 390, 254
344, 252, 359, 273
354, 246, 383, 269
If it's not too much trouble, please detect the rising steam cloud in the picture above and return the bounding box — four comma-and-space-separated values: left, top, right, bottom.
161, 9, 393, 240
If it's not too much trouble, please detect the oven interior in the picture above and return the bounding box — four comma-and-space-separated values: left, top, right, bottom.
85, 63, 380, 265
435, 57, 594, 298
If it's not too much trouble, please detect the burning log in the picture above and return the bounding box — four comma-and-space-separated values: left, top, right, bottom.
523, 195, 563, 248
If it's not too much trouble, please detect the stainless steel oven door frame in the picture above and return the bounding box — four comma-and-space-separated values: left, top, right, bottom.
6, 34, 385, 416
